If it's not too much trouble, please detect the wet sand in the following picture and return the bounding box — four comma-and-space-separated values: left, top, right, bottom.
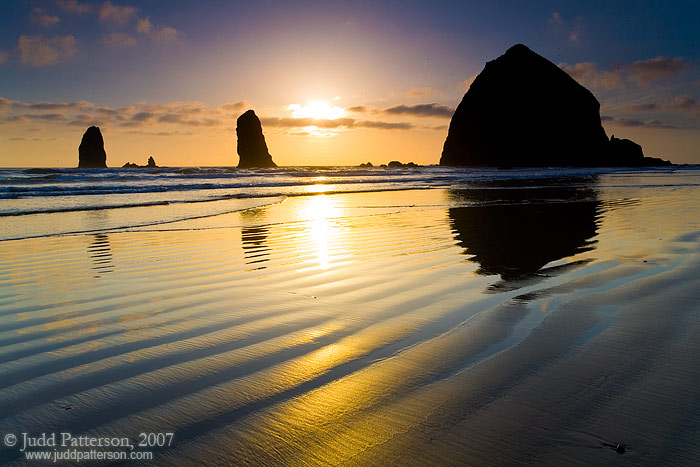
1, 174, 699, 466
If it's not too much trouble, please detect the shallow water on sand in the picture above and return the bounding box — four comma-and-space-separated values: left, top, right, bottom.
1, 169, 699, 465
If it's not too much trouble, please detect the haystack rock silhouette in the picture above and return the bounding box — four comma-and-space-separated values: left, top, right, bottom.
440, 44, 670, 167
78, 126, 107, 168
236, 110, 277, 168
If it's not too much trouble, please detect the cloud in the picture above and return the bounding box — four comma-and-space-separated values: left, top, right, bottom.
17, 35, 77, 66
602, 115, 677, 129
357, 120, 413, 130
615, 95, 700, 120
261, 117, 355, 128
260, 116, 412, 130
623, 103, 658, 112
625, 57, 690, 85
126, 129, 195, 136
30, 8, 60, 27
406, 87, 436, 98
0, 96, 418, 134
131, 111, 154, 122
548, 12, 583, 43
383, 103, 454, 118
548, 12, 564, 31
560, 56, 690, 91
346, 106, 367, 113
667, 95, 699, 115
217, 102, 247, 112
136, 17, 182, 43
0, 50, 8, 64
0, 97, 91, 112
4, 113, 68, 123
57, 0, 92, 14
102, 32, 136, 48
99, 1, 137, 25
136, 17, 153, 34
559, 61, 624, 90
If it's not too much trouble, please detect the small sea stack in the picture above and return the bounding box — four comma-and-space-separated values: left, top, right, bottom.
236, 110, 277, 168
78, 126, 107, 168
122, 156, 158, 169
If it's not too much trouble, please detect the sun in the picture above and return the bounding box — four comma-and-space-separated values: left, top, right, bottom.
289, 100, 346, 120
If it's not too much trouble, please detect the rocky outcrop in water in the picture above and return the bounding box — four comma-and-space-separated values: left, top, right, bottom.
122, 156, 158, 168
78, 126, 107, 168
440, 44, 671, 167
236, 110, 277, 168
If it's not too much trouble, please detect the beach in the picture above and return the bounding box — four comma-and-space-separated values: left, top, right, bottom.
1, 167, 699, 465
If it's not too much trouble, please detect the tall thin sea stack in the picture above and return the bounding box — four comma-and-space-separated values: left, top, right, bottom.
236, 110, 277, 168
440, 44, 670, 167
78, 126, 108, 168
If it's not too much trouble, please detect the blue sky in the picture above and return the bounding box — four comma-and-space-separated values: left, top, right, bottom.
1, 0, 698, 166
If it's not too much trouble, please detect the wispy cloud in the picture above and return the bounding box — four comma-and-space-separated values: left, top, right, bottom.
602, 115, 677, 129
560, 56, 690, 91
621, 95, 700, 118
625, 57, 690, 85
261, 116, 413, 130
102, 32, 136, 48
548, 12, 583, 43
383, 103, 454, 118
0, 50, 8, 64
346, 106, 367, 113
0, 98, 245, 128
406, 87, 436, 98
136, 17, 183, 43
57, 0, 92, 14
30, 8, 60, 27
99, 1, 137, 25
0, 97, 415, 133
17, 35, 78, 67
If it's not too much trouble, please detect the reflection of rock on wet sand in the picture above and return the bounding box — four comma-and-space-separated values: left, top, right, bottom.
87, 234, 114, 276
240, 208, 271, 270
448, 180, 600, 282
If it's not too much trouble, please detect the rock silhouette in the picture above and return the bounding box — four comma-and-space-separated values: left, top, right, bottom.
122, 156, 158, 168
236, 110, 277, 168
440, 44, 670, 167
448, 178, 600, 281
78, 126, 107, 168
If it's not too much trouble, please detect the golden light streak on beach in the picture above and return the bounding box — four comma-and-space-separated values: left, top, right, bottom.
299, 194, 344, 269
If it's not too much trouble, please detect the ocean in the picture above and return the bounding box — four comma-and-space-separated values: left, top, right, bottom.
1, 165, 699, 465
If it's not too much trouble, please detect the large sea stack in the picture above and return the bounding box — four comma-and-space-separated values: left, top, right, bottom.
440, 44, 670, 167
78, 126, 107, 168
236, 110, 277, 168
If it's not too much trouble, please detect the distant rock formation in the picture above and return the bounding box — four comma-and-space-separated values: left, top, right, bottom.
122, 156, 158, 168
387, 161, 419, 168
359, 162, 374, 167
607, 136, 671, 166
440, 44, 671, 167
236, 110, 277, 168
78, 126, 107, 168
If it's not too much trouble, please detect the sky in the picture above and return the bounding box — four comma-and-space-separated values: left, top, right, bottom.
0, 0, 698, 167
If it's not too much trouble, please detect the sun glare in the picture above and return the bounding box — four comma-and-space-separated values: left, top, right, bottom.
289, 100, 346, 120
